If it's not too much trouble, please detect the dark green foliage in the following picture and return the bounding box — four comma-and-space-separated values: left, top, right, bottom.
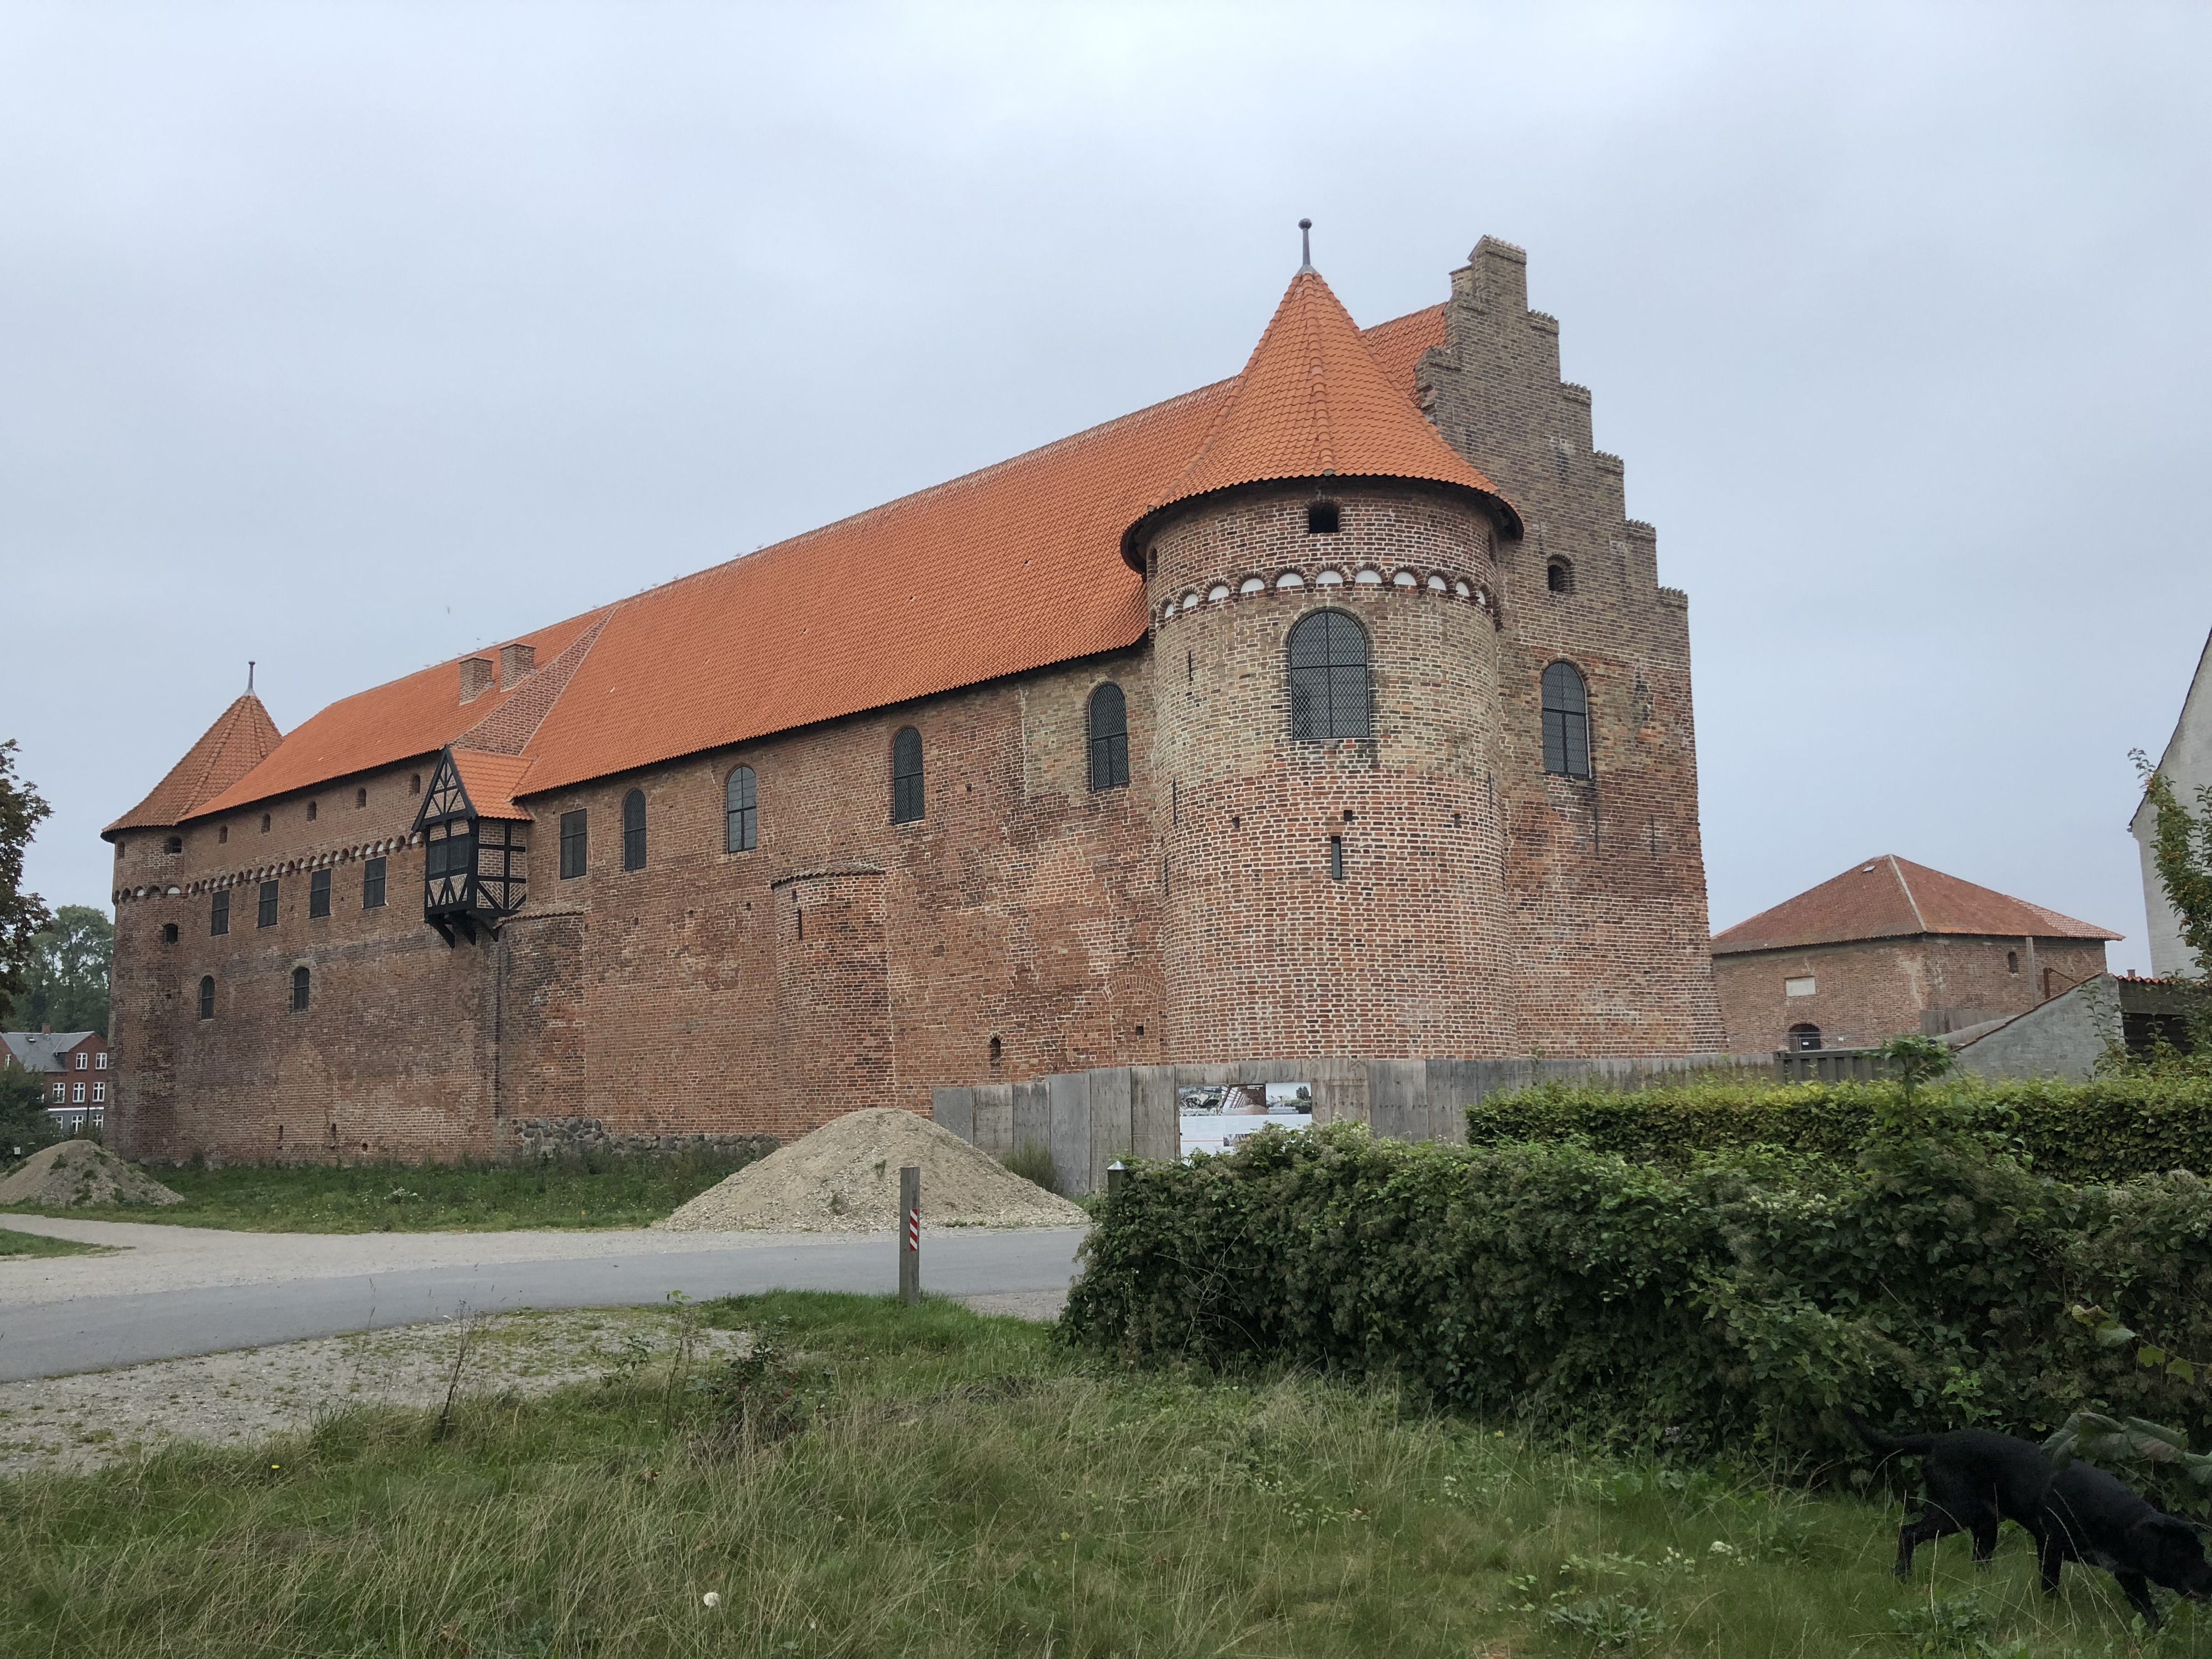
10, 904, 112, 1036
1463, 1075, 2212, 1184
2135, 753, 2212, 967
1062, 1121, 2212, 1482
0, 738, 52, 1025
0, 1061, 54, 1154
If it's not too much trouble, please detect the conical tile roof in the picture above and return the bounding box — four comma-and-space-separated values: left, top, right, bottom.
106, 694, 283, 834
1124, 267, 1516, 561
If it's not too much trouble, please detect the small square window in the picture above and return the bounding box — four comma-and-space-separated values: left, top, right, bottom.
1306, 501, 1340, 534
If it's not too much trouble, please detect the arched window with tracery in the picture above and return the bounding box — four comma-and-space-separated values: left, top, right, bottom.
890, 727, 925, 825
1288, 610, 1370, 740
725, 766, 758, 852
622, 789, 647, 871
1088, 683, 1130, 790
1541, 661, 1592, 778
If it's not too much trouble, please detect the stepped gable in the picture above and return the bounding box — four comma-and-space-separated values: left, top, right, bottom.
105, 693, 282, 833
1712, 855, 2121, 955
127, 306, 1455, 820
1122, 268, 1515, 565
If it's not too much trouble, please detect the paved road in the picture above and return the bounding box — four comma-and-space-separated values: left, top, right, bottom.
0, 1226, 1088, 1382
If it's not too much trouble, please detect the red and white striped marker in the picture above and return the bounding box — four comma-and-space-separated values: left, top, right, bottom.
906, 1205, 919, 1250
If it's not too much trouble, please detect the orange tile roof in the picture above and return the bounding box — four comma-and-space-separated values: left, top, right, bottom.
106, 694, 283, 833
1712, 855, 2121, 953
449, 752, 536, 821
1128, 270, 1514, 558
132, 287, 1469, 822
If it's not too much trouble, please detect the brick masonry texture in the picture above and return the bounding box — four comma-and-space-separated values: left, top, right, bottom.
1714, 935, 2112, 1053
109, 238, 1727, 1162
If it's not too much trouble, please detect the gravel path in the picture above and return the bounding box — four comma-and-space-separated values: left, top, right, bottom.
0, 1306, 751, 1477
0, 1214, 826, 1310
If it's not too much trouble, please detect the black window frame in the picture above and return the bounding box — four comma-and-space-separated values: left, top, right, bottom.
257, 879, 279, 928
890, 727, 925, 825
725, 766, 758, 853
1287, 610, 1372, 741
1541, 660, 1593, 780
559, 809, 587, 879
1788, 1022, 1822, 1053
1087, 683, 1130, 791
309, 868, 332, 918
210, 890, 229, 936
362, 856, 387, 910
198, 975, 215, 1020
290, 965, 310, 1013
622, 789, 647, 872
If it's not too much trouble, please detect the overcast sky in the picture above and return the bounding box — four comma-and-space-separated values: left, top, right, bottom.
4, 2, 2207, 971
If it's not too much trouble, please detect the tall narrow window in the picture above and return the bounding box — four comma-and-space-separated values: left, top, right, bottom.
725, 766, 758, 853
161, 922, 179, 943
1088, 684, 1130, 790
890, 727, 925, 825
257, 879, 279, 928
560, 810, 587, 879
291, 966, 311, 1013
622, 789, 647, 871
362, 856, 387, 910
211, 891, 229, 935
1288, 610, 1370, 740
199, 975, 215, 1020
1329, 835, 1345, 880
309, 868, 331, 918
1541, 661, 1592, 778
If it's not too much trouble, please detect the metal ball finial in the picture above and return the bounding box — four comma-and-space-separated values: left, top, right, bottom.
1298, 218, 1313, 272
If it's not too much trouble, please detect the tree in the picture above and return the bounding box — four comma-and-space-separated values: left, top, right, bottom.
13, 906, 114, 1036
0, 740, 53, 1028
2133, 752, 2212, 973
0, 1062, 53, 1156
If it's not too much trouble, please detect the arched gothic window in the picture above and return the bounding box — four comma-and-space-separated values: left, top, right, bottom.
1788, 1022, 1822, 1053
1088, 684, 1130, 790
725, 766, 758, 853
1541, 661, 1592, 778
890, 727, 924, 825
622, 789, 647, 871
290, 966, 311, 1013
1288, 611, 1370, 741
198, 975, 215, 1020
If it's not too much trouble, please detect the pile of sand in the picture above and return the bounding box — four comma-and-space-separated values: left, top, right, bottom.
657, 1108, 1087, 1232
0, 1140, 184, 1208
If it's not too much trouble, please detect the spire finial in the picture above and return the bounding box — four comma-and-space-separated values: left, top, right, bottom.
1298, 218, 1313, 273
247, 661, 255, 693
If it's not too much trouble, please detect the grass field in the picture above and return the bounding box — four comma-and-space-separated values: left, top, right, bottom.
0, 1227, 112, 1260
3, 1292, 2202, 1658
0, 1147, 764, 1233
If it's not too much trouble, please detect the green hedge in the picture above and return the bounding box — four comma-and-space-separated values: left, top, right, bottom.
1061, 1122, 2212, 1478
1462, 1075, 2212, 1183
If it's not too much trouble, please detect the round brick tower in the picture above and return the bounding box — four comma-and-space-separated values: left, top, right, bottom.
1125, 265, 1525, 1061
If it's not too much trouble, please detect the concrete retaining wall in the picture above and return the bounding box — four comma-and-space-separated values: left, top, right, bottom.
932, 1051, 1766, 1195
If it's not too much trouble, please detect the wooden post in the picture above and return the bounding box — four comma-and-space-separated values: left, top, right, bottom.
898, 1163, 921, 1306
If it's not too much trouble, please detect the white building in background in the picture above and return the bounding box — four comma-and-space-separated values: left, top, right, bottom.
2134, 625, 2212, 977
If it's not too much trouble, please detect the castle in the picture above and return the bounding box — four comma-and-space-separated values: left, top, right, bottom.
105, 236, 1726, 1163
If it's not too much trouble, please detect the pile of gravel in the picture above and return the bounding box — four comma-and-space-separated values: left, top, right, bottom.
0, 1140, 184, 1208
657, 1108, 1086, 1233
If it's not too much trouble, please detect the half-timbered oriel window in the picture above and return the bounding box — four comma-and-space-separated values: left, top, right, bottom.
725, 766, 758, 853
414, 746, 531, 945
622, 789, 647, 871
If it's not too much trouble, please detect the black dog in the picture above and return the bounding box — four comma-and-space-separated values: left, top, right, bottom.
1848, 1409, 2212, 1629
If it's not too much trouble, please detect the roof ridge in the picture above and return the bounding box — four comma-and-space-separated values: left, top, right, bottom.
1887, 854, 1929, 932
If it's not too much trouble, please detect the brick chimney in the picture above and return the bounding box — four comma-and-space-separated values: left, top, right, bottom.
459, 656, 494, 703
497, 641, 535, 687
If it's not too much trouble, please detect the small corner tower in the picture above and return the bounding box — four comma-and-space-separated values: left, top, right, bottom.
1123, 244, 1525, 1061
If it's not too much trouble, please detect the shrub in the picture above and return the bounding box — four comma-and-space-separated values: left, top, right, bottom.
1061, 1122, 2212, 1479
1463, 1074, 2212, 1183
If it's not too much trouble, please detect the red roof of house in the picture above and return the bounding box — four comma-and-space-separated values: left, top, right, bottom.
1711, 855, 2121, 953
449, 752, 537, 821
118, 283, 1472, 828
106, 694, 283, 833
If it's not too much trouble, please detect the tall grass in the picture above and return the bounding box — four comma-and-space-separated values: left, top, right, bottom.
0, 1144, 768, 1232
2, 1293, 2200, 1657
1001, 1139, 1060, 1194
